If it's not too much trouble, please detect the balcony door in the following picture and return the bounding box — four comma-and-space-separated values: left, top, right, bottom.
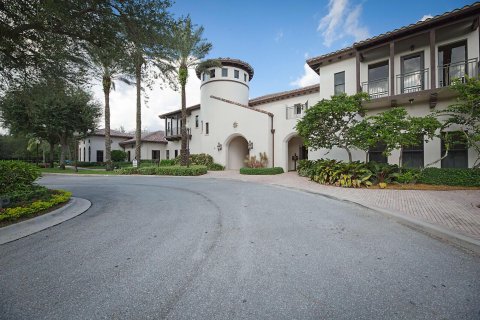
367, 61, 389, 98
401, 52, 424, 93
438, 41, 467, 87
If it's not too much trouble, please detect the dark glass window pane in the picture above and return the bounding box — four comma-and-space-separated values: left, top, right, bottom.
369, 142, 388, 163
234, 70, 239, 79
334, 71, 345, 85
402, 136, 424, 168
368, 61, 389, 81
210, 69, 215, 78
222, 68, 228, 77
441, 132, 468, 168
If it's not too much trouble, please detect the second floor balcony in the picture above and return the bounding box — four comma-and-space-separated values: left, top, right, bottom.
361, 78, 389, 99
438, 58, 478, 87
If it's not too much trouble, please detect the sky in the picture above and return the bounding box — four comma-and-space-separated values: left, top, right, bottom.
91, 0, 473, 132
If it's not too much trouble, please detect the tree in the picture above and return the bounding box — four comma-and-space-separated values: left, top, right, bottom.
170, 17, 213, 166
360, 108, 441, 167
112, 0, 175, 163
87, 42, 133, 171
0, 80, 102, 169
296, 93, 369, 162
436, 77, 480, 167
0, 0, 118, 90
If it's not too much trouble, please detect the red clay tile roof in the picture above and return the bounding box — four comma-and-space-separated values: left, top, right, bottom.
119, 130, 167, 146
195, 58, 254, 80
92, 129, 134, 139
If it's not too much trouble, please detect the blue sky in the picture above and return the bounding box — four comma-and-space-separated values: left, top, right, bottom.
171, 0, 473, 98
91, 0, 474, 132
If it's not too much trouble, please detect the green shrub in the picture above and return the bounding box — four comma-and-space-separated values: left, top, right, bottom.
4, 185, 50, 207
174, 153, 215, 167
116, 165, 207, 176
111, 150, 127, 162
240, 167, 284, 175
160, 159, 175, 166
396, 169, 421, 184
418, 168, 480, 186
306, 159, 372, 188
366, 162, 399, 184
208, 163, 225, 171
0, 190, 72, 223
297, 159, 315, 177
0, 161, 41, 193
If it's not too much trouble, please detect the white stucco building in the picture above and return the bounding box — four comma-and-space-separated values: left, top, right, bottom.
158, 4, 479, 171
78, 129, 167, 162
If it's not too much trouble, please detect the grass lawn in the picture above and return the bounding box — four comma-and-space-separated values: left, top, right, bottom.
41, 168, 119, 175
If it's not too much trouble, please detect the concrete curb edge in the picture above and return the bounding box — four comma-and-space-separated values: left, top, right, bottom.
0, 197, 91, 245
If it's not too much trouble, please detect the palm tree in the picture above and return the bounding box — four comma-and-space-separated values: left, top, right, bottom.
87, 44, 132, 171
171, 17, 216, 166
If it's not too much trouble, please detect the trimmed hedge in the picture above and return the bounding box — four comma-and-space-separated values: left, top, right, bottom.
240, 167, 284, 175
418, 168, 480, 186
0, 161, 41, 193
208, 163, 225, 171
160, 159, 175, 166
116, 165, 207, 176
0, 190, 72, 223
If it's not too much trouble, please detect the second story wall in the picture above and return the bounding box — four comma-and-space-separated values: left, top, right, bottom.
319, 57, 356, 100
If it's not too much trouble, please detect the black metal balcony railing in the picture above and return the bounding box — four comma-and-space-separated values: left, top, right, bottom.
438, 58, 478, 87
396, 68, 429, 95
361, 78, 389, 99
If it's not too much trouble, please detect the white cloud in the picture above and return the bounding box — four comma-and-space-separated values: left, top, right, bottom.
317, 0, 369, 47
91, 68, 200, 132
420, 14, 433, 21
275, 30, 284, 42
290, 63, 319, 88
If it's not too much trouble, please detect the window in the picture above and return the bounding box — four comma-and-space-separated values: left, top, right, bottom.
166, 150, 170, 160
202, 72, 206, 81
83, 147, 85, 162
438, 41, 467, 87
295, 104, 302, 115
234, 69, 239, 79
441, 132, 468, 168
369, 141, 388, 163
209, 69, 215, 78
402, 136, 424, 168
174, 150, 178, 158
367, 61, 389, 98
88, 146, 91, 162
244, 73, 247, 82
334, 71, 345, 95
401, 52, 424, 93
201, 120, 203, 133
96, 150, 104, 163
205, 122, 209, 135
222, 68, 228, 77
152, 150, 160, 160
195, 115, 199, 128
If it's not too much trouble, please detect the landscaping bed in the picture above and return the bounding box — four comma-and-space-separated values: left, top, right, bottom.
240, 167, 284, 175
297, 159, 480, 189
116, 165, 208, 176
1, 160, 72, 226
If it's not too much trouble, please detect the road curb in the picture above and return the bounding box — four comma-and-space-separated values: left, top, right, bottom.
0, 197, 91, 245
269, 183, 480, 255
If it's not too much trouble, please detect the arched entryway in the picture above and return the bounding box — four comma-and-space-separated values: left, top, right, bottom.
286, 135, 308, 171
227, 135, 249, 170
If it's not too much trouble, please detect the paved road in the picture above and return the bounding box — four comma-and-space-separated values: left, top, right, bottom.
1, 175, 479, 320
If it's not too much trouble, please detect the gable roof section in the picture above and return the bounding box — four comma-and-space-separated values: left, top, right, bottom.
119, 130, 167, 146
91, 129, 134, 139
307, 2, 480, 73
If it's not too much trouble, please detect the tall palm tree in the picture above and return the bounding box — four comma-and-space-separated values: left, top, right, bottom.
87, 44, 132, 171
172, 17, 215, 166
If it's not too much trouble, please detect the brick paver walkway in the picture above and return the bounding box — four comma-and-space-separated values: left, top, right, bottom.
202, 171, 480, 241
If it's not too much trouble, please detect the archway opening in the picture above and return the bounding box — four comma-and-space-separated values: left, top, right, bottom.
228, 136, 249, 170
287, 136, 308, 171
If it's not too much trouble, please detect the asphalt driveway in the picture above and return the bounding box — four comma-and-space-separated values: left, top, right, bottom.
0, 175, 479, 319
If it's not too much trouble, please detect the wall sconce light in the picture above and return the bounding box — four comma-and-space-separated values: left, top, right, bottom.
410, 45, 415, 51
248, 140, 253, 150
409, 98, 414, 104
217, 143, 222, 151
233, 121, 238, 128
